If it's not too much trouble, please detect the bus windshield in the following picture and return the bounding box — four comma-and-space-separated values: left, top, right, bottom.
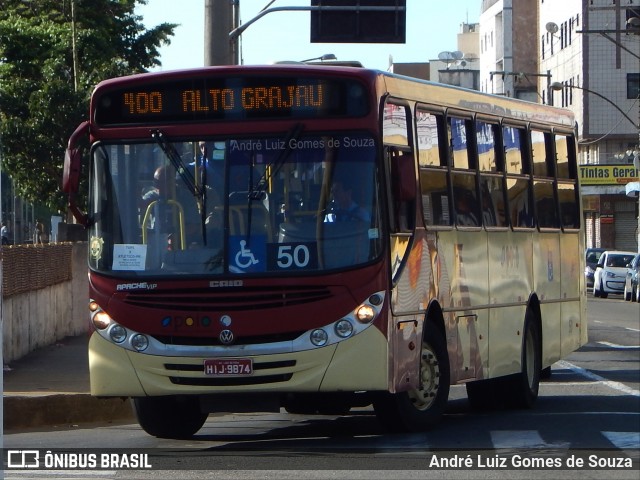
87, 132, 382, 276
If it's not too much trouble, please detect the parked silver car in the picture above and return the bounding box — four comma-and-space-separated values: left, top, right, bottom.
623, 253, 640, 302
593, 250, 637, 298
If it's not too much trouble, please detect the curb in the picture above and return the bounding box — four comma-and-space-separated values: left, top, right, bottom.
4, 394, 135, 431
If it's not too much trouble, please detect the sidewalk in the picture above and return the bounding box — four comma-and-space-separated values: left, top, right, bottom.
3, 334, 134, 431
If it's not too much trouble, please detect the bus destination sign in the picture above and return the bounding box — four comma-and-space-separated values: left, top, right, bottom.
94, 76, 368, 125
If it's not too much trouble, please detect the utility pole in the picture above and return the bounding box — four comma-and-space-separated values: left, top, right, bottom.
204, 0, 239, 66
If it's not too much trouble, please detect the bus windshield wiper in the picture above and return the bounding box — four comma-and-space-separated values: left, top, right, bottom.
151, 129, 203, 199
248, 123, 304, 200
244, 123, 303, 243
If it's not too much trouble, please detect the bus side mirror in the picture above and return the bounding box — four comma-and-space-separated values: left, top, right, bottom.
63, 121, 89, 194
63, 121, 89, 226
393, 152, 416, 202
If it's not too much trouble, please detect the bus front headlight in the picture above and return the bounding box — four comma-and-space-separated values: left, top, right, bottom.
355, 304, 375, 323
335, 319, 354, 338
109, 325, 127, 344
310, 329, 328, 346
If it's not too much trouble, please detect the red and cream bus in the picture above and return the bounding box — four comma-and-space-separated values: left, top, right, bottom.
63, 65, 587, 438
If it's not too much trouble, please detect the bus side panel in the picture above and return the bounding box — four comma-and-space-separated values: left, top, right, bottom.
450, 231, 489, 382
559, 232, 584, 358
535, 233, 563, 369
487, 231, 533, 378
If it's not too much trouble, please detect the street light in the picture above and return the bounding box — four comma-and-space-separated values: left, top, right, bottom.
549, 82, 639, 129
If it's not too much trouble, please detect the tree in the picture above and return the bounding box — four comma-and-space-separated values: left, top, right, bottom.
0, 0, 177, 213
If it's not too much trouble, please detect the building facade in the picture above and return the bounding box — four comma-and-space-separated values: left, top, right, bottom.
540, 0, 639, 251
479, 0, 640, 251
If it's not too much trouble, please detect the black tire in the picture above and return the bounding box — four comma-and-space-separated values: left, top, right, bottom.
511, 310, 541, 409
373, 322, 450, 432
597, 280, 608, 299
624, 285, 631, 301
540, 366, 552, 380
132, 396, 208, 439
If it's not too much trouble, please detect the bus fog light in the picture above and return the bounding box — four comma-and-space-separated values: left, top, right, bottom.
356, 304, 375, 323
369, 293, 383, 306
131, 334, 149, 352
92, 311, 111, 330
335, 319, 354, 338
109, 325, 127, 343
310, 329, 328, 346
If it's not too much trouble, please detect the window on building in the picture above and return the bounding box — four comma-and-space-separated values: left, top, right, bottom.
627, 73, 639, 100
626, 8, 640, 31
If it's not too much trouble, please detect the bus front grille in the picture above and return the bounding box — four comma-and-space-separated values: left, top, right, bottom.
152, 331, 305, 346
169, 373, 293, 386
122, 286, 332, 312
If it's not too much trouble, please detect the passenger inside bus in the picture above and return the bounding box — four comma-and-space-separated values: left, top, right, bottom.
140, 165, 202, 249
454, 190, 479, 226
325, 179, 370, 223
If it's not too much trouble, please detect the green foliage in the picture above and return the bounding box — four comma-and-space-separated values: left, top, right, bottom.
0, 0, 177, 213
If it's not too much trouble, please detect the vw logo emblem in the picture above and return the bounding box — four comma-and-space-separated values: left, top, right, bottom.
219, 329, 234, 345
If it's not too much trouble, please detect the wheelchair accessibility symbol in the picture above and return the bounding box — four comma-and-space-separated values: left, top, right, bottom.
235, 240, 259, 268
230, 236, 266, 273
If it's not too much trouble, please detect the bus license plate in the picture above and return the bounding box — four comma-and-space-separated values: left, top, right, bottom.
204, 358, 253, 376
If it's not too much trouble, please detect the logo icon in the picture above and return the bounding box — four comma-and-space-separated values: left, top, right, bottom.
7, 450, 40, 468
219, 329, 234, 344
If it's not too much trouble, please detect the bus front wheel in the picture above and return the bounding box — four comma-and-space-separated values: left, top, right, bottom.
132, 396, 208, 439
373, 322, 450, 432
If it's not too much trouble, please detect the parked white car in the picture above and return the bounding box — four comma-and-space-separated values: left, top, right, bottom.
593, 250, 637, 298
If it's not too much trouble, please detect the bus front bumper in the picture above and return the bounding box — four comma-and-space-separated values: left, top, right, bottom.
88, 326, 388, 397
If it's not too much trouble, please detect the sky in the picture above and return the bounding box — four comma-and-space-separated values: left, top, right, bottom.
136, 0, 481, 72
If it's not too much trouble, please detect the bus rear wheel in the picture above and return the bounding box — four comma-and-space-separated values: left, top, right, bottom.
132, 396, 208, 439
373, 322, 450, 432
511, 310, 541, 409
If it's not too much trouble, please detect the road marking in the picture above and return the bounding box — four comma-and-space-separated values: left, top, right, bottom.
602, 431, 640, 449
624, 327, 640, 333
556, 360, 640, 396
490, 430, 569, 449
597, 341, 640, 349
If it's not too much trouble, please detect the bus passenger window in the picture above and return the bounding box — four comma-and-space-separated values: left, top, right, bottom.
420, 168, 451, 226
449, 117, 471, 169
507, 177, 534, 228
531, 130, 553, 177
534, 180, 559, 229
558, 182, 580, 229
480, 176, 506, 227
452, 173, 480, 227
555, 135, 574, 179
503, 126, 527, 174
476, 120, 500, 172
416, 109, 444, 167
